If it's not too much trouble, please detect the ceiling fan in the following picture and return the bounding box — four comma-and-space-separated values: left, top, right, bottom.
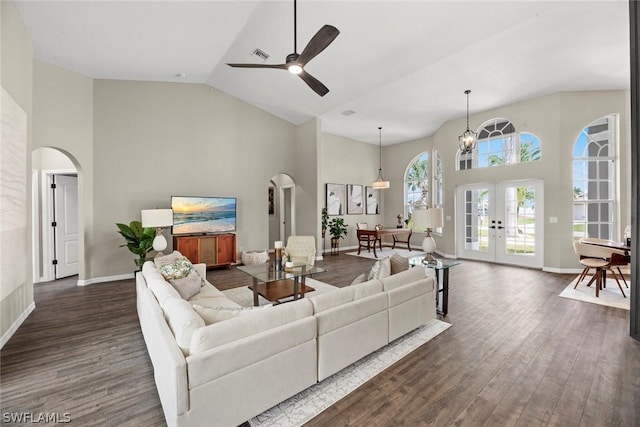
227, 0, 339, 97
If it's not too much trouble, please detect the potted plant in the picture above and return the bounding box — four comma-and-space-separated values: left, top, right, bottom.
321, 207, 329, 238
116, 220, 156, 269
328, 217, 348, 254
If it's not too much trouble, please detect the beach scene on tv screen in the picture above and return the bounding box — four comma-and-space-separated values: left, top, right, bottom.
172, 197, 236, 234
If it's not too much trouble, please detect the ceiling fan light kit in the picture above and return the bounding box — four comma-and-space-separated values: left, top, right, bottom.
372, 126, 390, 189
458, 89, 477, 153
227, 0, 339, 96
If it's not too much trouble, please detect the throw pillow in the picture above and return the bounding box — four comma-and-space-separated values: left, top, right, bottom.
169, 271, 203, 300
192, 304, 270, 325
158, 257, 194, 280
154, 250, 184, 268
350, 273, 366, 285
390, 253, 410, 275
367, 256, 391, 280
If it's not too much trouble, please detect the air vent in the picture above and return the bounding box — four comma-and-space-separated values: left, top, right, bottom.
341, 110, 356, 116
251, 48, 269, 62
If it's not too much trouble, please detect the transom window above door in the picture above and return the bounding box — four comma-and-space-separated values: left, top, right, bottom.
456, 118, 542, 170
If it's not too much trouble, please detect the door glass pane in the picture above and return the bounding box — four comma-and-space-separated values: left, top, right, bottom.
504, 185, 536, 255
464, 189, 489, 252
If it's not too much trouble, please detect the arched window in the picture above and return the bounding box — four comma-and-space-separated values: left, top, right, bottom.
404, 152, 429, 223
572, 115, 617, 240
456, 118, 541, 170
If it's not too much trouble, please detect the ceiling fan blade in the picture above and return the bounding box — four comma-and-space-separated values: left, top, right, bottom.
297, 25, 340, 66
298, 70, 329, 97
227, 63, 287, 69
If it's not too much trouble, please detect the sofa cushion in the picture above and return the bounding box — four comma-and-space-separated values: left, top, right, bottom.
381, 265, 427, 291
169, 271, 203, 300
162, 297, 205, 355
189, 299, 313, 354
309, 286, 355, 313
154, 250, 185, 268
158, 258, 195, 280
144, 263, 182, 308
188, 283, 227, 301
352, 279, 383, 300
350, 273, 366, 285
390, 253, 410, 275
368, 256, 391, 280
192, 304, 272, 325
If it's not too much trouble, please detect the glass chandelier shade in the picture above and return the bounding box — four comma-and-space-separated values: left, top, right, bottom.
458, 89, 477, 153
372, 126, 390, 189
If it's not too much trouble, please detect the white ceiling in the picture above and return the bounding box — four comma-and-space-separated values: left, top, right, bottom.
14, 0, 631, 145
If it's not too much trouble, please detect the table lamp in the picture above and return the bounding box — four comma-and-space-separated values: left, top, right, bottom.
412, 207, 444, 264
141, 209, 174, 254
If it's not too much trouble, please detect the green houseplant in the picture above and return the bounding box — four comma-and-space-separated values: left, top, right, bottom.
116, 220, 156, 268
321, 207, 329, 238
328, 217, 348, 254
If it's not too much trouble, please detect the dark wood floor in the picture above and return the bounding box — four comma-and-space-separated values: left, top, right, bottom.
1, 251, 638, 426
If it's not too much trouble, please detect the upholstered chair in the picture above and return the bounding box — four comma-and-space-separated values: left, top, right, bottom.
284, 236, 316, 266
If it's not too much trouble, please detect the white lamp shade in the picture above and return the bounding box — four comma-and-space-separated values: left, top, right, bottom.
429, 208, 444, 228
141, 209, 173, 228
412, 207, 443, 230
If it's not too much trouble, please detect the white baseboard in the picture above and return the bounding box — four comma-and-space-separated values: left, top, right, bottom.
77, 273, 135, 286
1, 301, 36, 349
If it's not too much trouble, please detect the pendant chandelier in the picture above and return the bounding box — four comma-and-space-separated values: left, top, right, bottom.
458, 89, 477, 153
372, 126, 390, 189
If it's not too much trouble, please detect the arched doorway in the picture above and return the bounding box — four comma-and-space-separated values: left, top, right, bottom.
31, 147, 82, 282
268, 174, 296, 246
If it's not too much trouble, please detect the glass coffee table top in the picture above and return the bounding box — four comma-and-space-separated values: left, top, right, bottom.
408, 256, 461, 269
237, 262, 325, 283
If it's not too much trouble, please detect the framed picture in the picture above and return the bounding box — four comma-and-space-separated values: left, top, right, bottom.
325, 183, 345, 215
365, 186, 380, 215
347, 184, 364, 214
268, 187, 275, 215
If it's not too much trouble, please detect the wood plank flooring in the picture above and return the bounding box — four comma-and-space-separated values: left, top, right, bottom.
1, 252, 638, 426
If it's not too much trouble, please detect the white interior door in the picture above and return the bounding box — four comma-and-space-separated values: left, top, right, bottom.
53, 174, 79, 278
457, 180, 543, 268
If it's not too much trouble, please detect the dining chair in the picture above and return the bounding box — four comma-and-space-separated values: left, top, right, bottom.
572, 241, 626, 298
579, 237, 630, 288
356, 223, 382, 254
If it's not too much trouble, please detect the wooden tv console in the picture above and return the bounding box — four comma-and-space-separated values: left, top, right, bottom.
173, 233, 236, 269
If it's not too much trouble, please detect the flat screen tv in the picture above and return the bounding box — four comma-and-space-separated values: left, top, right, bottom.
171, 196, 236, 235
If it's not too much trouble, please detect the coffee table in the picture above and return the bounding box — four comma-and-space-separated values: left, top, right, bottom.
237, 262, 326, 306
409, 257, 460, 316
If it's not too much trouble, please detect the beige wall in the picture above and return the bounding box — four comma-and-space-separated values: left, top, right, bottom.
92, 80, 299, 277
319, 133, 383, 250
1, 0, 34, 340
384, 90, 631, 270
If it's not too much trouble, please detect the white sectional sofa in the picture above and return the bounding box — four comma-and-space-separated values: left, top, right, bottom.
137, 259, 436, 427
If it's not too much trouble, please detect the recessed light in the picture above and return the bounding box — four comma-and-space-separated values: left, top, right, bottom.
341, 110, 356, 116
174, 73, 186, 78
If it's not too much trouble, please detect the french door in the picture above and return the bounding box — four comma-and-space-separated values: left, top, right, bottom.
457, 180, 544, 268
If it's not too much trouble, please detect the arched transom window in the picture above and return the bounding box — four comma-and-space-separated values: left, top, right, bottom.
457, 118, 541, 170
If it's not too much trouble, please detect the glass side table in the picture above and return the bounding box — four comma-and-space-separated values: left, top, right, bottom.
409, 257, 461, 316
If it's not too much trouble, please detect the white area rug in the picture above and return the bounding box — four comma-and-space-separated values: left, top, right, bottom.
249, 319, 451, 427
345, 248, 425, 260
559, 275, 630, 310
223, 278, 337, 306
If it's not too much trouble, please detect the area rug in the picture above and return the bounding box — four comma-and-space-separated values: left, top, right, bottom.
223, 278, 338, 306
345, 248, 425, 260
249, 318, 451, 427
559, 275, 631, 310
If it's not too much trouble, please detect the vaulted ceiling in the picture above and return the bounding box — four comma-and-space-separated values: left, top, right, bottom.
14, 0, 631, 145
